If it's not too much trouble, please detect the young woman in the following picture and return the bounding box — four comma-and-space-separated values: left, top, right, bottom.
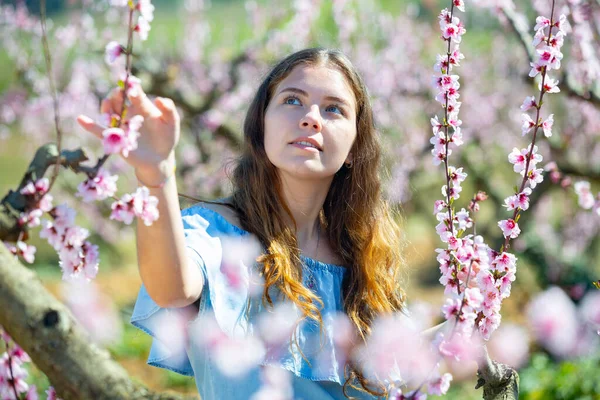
77, 47, 406, 399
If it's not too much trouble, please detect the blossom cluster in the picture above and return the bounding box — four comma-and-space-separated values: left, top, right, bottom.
0, 326, 60, 400
110, 186, 159, 226
422, 2, 571, 398
573, 181, 600, 216
501, 12, 569, 241
39, 204, 100, 282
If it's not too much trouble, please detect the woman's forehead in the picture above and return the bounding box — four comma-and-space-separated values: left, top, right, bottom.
274, 64, 357, 109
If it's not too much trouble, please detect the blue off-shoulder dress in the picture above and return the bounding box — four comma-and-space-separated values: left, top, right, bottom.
130, 204, 382, 400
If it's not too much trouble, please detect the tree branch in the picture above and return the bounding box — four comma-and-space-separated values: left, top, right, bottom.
476, 346, 519, 400
501, 6, 600, 106
0, 243, 197, 400
0, 144, 90, 242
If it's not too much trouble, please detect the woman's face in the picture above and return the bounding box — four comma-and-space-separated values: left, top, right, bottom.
264, 64, 357, 181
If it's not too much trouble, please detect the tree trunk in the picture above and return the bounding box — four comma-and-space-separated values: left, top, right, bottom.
0, 244, 197, 400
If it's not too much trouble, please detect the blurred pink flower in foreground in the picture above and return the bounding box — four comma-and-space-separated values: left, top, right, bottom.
526, 286, 582, 358
487, 323, 530, 369
62, 281, 122, 345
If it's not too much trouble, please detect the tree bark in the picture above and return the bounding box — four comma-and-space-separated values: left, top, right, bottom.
476, 346, 520, 400
0, 243, 197, 400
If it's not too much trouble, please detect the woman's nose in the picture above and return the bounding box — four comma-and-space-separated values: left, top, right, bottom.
299, 105, 322, 132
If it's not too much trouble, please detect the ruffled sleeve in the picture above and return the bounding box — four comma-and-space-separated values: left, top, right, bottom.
130, 204, 250, 376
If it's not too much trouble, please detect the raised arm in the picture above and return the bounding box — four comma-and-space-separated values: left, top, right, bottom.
77, 85, 203, 308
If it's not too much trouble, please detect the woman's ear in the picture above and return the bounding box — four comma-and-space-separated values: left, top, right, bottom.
345, 152, 353, 164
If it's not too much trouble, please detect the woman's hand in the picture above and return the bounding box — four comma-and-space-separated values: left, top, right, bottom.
76, 84, 180, 186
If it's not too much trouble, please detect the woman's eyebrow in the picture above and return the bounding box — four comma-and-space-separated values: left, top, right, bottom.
279, 87, 352, 108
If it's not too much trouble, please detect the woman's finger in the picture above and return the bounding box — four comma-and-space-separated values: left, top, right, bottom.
76, 115, 105, 139
154, 97, 179, 125
100, 98, 112, 115
128, 84, 161, 118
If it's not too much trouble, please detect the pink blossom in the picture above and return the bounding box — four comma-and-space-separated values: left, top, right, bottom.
110, 193, 135, 224
529, 61, 543, 78
19, 208, 43, 228
257, 302, 299, 347
574, 181, 594, 209
358, 315, 435, 386
20, 181, 36, 195
53, 204, 76, 229
532, 29, 546, 47
431, 145, 451, 166
20, 178, 49, 196
464, 287, 483, 308
25, 385, 38, 400
219, 235, 262, 291
34, 178, 49, 193
438, 9, 452, 28
430, 131, 447, 149
59, 240, 99, 282
102, 127, 128, 156
45, 386, 61, 400
541, 114, 554, 137
487, 324, 529, 369
455, 208, 472, 230
446, 235, 462, 250
549, 30, 565, 49
553, 14, 568, 31
536, 46, 562, 70
504, 188, 531, 211
134, 16, 151, 41
430, 116, 443, 135
447, 113, 462, 130
525, 168, 544, 188
433, 74, 459, 92
508, 145, 542, 173
453, 0, 465, 12
441, 18, 466, 43
137, 0, 155, 22
433, 200, 446, 214
16, 241, 36, 263
62, 281, 121, 345
450, 127, 463, 146
76, 168, 118, 202
498, 219, 521, 239
9, 346, 31, 364
448, 166, 467, 185
498, 271, 516, 299
104, 41, 122, 65
479, 312, 501, 340
132, 186, 159, 226
540, 77, 560, 93
427, 372, 453, 396
526, 286, 580, 358
38, 193, 53, 212
441, 184, 462, 200
520, 96, 537, 111
533, 16, 551, 31
492, 252, 517, 274
450, 48, 464, 67
109, 0, 128, 6
521, 114, 536, 136
437, 332, 481, 362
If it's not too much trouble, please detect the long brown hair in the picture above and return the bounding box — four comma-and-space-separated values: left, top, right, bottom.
212, 48, 406, 398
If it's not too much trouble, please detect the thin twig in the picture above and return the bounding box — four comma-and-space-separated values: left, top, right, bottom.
39, 0, 63, 191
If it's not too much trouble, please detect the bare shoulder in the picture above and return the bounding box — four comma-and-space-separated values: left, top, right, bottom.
196, 199, 243, 231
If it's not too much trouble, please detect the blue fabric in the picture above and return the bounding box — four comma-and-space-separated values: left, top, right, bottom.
130, 204, 381, 399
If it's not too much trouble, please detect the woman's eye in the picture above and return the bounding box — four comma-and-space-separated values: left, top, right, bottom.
326, 105, 344, 115
284, 96, 301, 105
